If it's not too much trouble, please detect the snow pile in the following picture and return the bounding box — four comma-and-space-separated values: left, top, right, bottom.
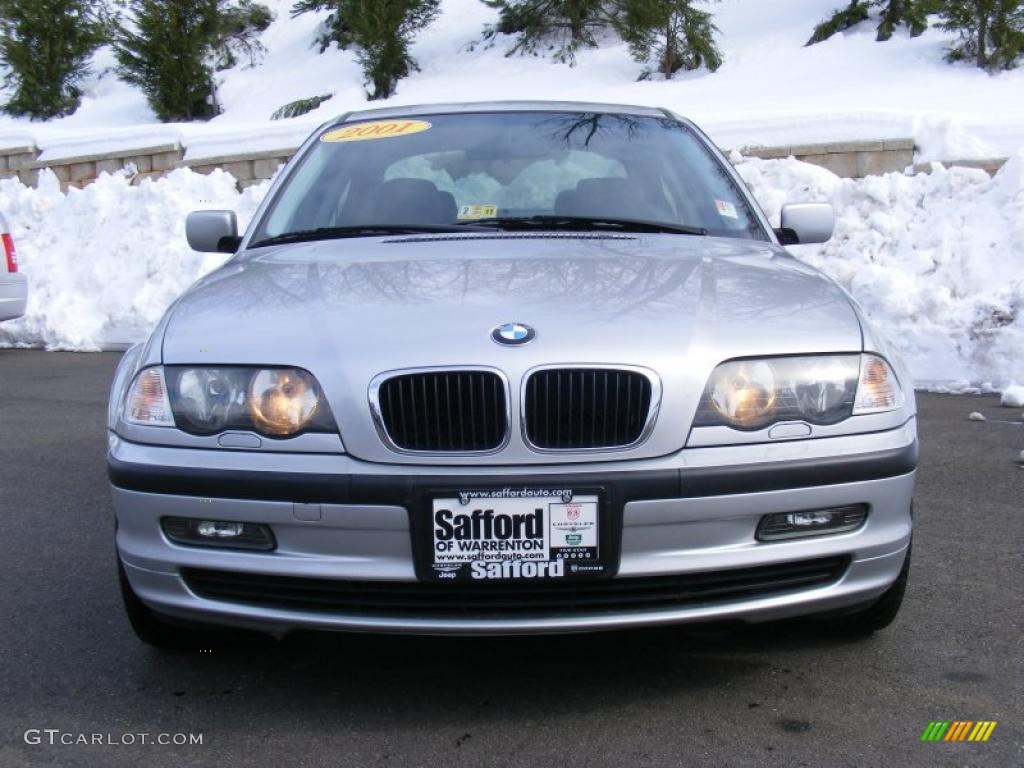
2, 155, 1022, 391
736, 153, 1024, 388
1001, 384, 1024, 407
0, 170, 268, 350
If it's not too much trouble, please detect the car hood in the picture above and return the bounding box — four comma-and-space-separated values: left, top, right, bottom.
162, 233, 862, 464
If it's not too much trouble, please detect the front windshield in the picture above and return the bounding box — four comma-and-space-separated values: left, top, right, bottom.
251, 111, 767, 246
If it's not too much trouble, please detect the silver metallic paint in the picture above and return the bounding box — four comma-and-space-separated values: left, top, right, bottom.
781, 203, 836, 245
151, 236, 866, 466
0, 211, 26, 321
0, 271, 28, 321
186, 210, 238, 253
108, 102, 917, 635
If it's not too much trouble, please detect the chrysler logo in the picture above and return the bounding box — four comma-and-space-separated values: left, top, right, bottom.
491, 322, 535, 345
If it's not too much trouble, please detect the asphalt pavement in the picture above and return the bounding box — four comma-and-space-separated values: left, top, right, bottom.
0, 349, 1020, 768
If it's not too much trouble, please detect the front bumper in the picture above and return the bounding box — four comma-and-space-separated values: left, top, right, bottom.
110, 420, 916, 635
0, 272, 27, 321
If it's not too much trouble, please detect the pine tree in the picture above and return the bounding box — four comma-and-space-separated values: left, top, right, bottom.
0, 0, 107, 119
115, 0, 271, 122
215, 0, 274, 69
877, 0, 932, 40
939, 0, 1024, 70
292, 1, 441, 100
613, 0, 722, 79
807, 0, 932, 45
481, 0, 611, 64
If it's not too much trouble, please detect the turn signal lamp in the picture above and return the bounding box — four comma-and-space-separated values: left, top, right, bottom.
124, 368, 175, 427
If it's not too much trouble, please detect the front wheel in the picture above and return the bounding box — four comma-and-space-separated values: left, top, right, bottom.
813, 543, 911, 637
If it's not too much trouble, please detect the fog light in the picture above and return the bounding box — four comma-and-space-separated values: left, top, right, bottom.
161, 517, 276, 551
197, 520, 243, 538
756, 505, 867, 541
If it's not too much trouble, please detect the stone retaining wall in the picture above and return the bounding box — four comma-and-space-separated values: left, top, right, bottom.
181, 148, 293, 190
0, 138, 1009, 192
0, 144, 183, 189
0, 145, 38, 183
739, 138, 917, 177
911, 157, 1008, 175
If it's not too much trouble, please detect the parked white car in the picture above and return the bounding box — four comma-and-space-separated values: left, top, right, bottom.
0, 213, 26, 321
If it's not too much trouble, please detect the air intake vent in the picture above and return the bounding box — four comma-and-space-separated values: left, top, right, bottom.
182, 556, 850, 618
385, 233, 637, 244
524, 368, 655, 450
374, 370, 507, 452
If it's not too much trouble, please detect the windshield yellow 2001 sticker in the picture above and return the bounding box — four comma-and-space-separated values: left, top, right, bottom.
320, 120, 432, 143
458, 204, 498, 220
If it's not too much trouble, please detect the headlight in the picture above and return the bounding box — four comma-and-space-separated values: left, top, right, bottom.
123, 366, 336, 437
247, 368, 320, 435
706, 359, 778, 429
175, 368, 248, 433
695, 354, 902, 431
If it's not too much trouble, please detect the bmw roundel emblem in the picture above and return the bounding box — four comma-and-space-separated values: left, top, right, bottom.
491, 322, 535, 346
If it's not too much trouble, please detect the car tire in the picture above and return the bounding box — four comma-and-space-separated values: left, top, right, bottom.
118, 557, 236, 650
813, 543, 911, 637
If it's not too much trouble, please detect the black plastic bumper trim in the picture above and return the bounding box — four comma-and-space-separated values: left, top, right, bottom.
181, 555, 851, 617
108, 440, 917, 505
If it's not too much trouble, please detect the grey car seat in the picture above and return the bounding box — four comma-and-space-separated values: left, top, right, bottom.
364, 178, 458, 226
555, 177, 673, 221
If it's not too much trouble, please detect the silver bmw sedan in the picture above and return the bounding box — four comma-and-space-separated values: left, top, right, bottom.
107, 102, 916, 647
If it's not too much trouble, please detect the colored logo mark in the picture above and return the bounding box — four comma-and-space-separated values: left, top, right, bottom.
921, 721, 997, 742
491, 322, 535, 345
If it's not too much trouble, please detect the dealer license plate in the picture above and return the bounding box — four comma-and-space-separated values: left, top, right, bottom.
428, 489, 601, 581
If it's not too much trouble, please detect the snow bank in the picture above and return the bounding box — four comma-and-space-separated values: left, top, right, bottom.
2, 155, 1022, 390
0, 169, 268, 350
733, 153, 1024, 388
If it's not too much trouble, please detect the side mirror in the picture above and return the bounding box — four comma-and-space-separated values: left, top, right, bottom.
776, 203, 834, 245
186, 210, 241, 253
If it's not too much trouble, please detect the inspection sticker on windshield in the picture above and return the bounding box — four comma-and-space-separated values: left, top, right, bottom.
320, 119, 432, 143
457, 204, 498, 220
429, 489, 601, 581
715, 199, 738, 218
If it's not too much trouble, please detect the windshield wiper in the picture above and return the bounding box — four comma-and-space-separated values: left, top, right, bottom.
250, 216, 704, 248
249, 223, 495, 249
456, 215, 707, 237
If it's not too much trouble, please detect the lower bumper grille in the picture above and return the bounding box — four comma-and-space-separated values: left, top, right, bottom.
182, 556, 848, 619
